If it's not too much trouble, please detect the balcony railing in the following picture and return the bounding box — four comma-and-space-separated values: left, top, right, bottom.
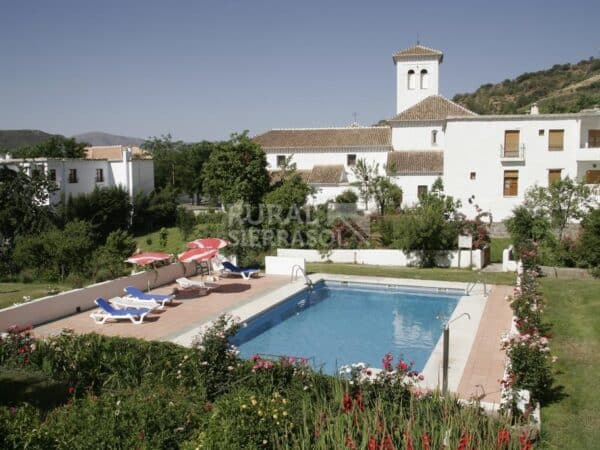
500, 144, 526, 160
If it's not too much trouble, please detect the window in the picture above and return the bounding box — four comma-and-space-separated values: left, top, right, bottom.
407, 70, 416, 90
538, 129, 545, 136
417, 185, 428, 199
68, 169, 78, 184
420, 69, 429, 89
347, 154, 357, 166
589, 130, 600, 148
431, 130, 438, 146
276, 155, 286, 168
586, 170, 600, 184
470, 172, 476, 180
548, 129, 564, 151
548, 169, 562, 185
504, 130, 520, 156
95, 168, 104, 182
503, 170, 518, 196
48, 169, 56, 181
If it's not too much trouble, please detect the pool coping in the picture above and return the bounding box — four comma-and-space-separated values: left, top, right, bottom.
169, 273, 489, 400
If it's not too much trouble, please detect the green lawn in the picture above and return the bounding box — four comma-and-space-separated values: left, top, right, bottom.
0, 282, 72, 310
491, 237, 512, 263
134, 226, 187, 255
307, 263, 600, 449
307, 262, 516, 285
538, 278, 600, 449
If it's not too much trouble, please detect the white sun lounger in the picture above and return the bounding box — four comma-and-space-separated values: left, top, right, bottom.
90, 298, 151, 325
111, 296, 161, 311
176, 277, 220, 291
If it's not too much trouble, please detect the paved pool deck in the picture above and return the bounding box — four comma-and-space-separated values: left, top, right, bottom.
33, 274, 289, 342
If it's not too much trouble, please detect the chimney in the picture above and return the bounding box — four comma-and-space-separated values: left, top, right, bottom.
530, 103, 539, 115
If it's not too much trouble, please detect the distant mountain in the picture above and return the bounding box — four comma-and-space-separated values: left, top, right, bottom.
72, 131, 145, 147
452, 57, 600, 115
0, 129, 59, 150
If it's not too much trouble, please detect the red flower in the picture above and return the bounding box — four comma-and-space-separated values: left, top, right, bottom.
404, 432, 414, 450
397, 360, 408, 372
368, 436, 377, 450
342, 392, 353, 413
519, 432, 532, 450
421, 433, 430, 450
68, 386, 75, 395
381, 434, 394, 450
496, 428, 510, 448
353, 391, 365, 412
457, 433, 470, 450
345, 435, 356, 450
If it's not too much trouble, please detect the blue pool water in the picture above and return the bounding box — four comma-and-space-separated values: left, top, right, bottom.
231, 281, 461, 374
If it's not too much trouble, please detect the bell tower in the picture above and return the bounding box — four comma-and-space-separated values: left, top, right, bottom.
393, 44, 443, 114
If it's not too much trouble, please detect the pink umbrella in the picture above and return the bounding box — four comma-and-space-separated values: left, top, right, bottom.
178, 248, 218, 264
125, 252, 171, 266
187, 237, 229, 250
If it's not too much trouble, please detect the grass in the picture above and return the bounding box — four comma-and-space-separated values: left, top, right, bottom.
491, 237, 512, 263
307, 262, 516, 285
538, 278, 600, 449
134, 226, 187, 255
0, 282, 72, 310
307, 262, 600, 448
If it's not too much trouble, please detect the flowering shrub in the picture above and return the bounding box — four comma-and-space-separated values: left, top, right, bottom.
196, 387, 297, 449
192, 313, 242, 399
502, 240, 555, 407
0, 324, 35, 367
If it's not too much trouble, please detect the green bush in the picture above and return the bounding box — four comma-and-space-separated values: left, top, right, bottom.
576, 208, 600, 273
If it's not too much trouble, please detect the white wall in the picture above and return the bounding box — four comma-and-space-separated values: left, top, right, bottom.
390, 174, 439, 206
392, 121, 445, 150
131, 160, 155, 196
48, 159, 112, 204
0, 262, 196, 331
277, 248, 484, 269
396, 56, 440, 114
265, 256, 305, 276
444, 117, 589, 220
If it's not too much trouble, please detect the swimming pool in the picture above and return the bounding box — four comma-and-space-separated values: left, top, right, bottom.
231, 280, 462, 374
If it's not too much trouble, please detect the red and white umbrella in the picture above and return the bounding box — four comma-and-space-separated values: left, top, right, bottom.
178, 248, 218, 263
125, 252, 171, 265
187, 237, 229, 250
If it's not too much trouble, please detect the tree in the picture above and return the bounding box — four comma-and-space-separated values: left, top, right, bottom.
92, 229, 138, 280
57, 187, 132, 244
524, 177, 596, 241
351, 159, 379, 210
131, 186, 178, 234
391, 179, 461, 267
335, 189, 358, 205
0, 167, 55, 275
13, 136, 87, 159
202, 132, 270, 207
505, 206, 552, 259
177, 207, 196, 240
372, 177, 403, 215
576, 208, 600, 276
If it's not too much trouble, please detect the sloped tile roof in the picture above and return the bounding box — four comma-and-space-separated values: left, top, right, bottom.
269, 169, 311, 184
393, 45, 443, 62
85, 145, 150, 161
308, 165, 347, 184
387, 151, 443, 175
253, 127, 391, 152
390, 95, 476, 122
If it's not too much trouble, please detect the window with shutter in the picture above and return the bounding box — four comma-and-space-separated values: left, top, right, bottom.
504, 130, 520, 156
548, 169, 562, 185
503, 170, 518, 196
586, 170, 600, 184
589, 130, 600, 148
548, 130, 564, 151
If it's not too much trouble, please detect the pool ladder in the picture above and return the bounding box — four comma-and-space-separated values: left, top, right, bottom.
291, 264, 313, 289
465, 278, 487, 296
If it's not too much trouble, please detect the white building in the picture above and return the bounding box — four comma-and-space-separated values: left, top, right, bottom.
0, 145, 154, 205
253, 44, 600, 220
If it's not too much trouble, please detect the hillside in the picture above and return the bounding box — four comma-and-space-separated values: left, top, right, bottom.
0, 129, 58, 150
452, 57, 600, 115
72, 131, 145, 146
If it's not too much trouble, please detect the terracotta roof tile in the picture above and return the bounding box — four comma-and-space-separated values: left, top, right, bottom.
393, 45, 443, 62
85, 145, 150, 161
253, 127, 391, 152
308, 165, 347, 184
269, 169, 311, 184
390, 95, 476, 122
387, 151, 443, 175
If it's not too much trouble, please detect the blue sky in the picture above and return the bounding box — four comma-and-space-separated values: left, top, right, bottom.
1, 0, 598, 141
